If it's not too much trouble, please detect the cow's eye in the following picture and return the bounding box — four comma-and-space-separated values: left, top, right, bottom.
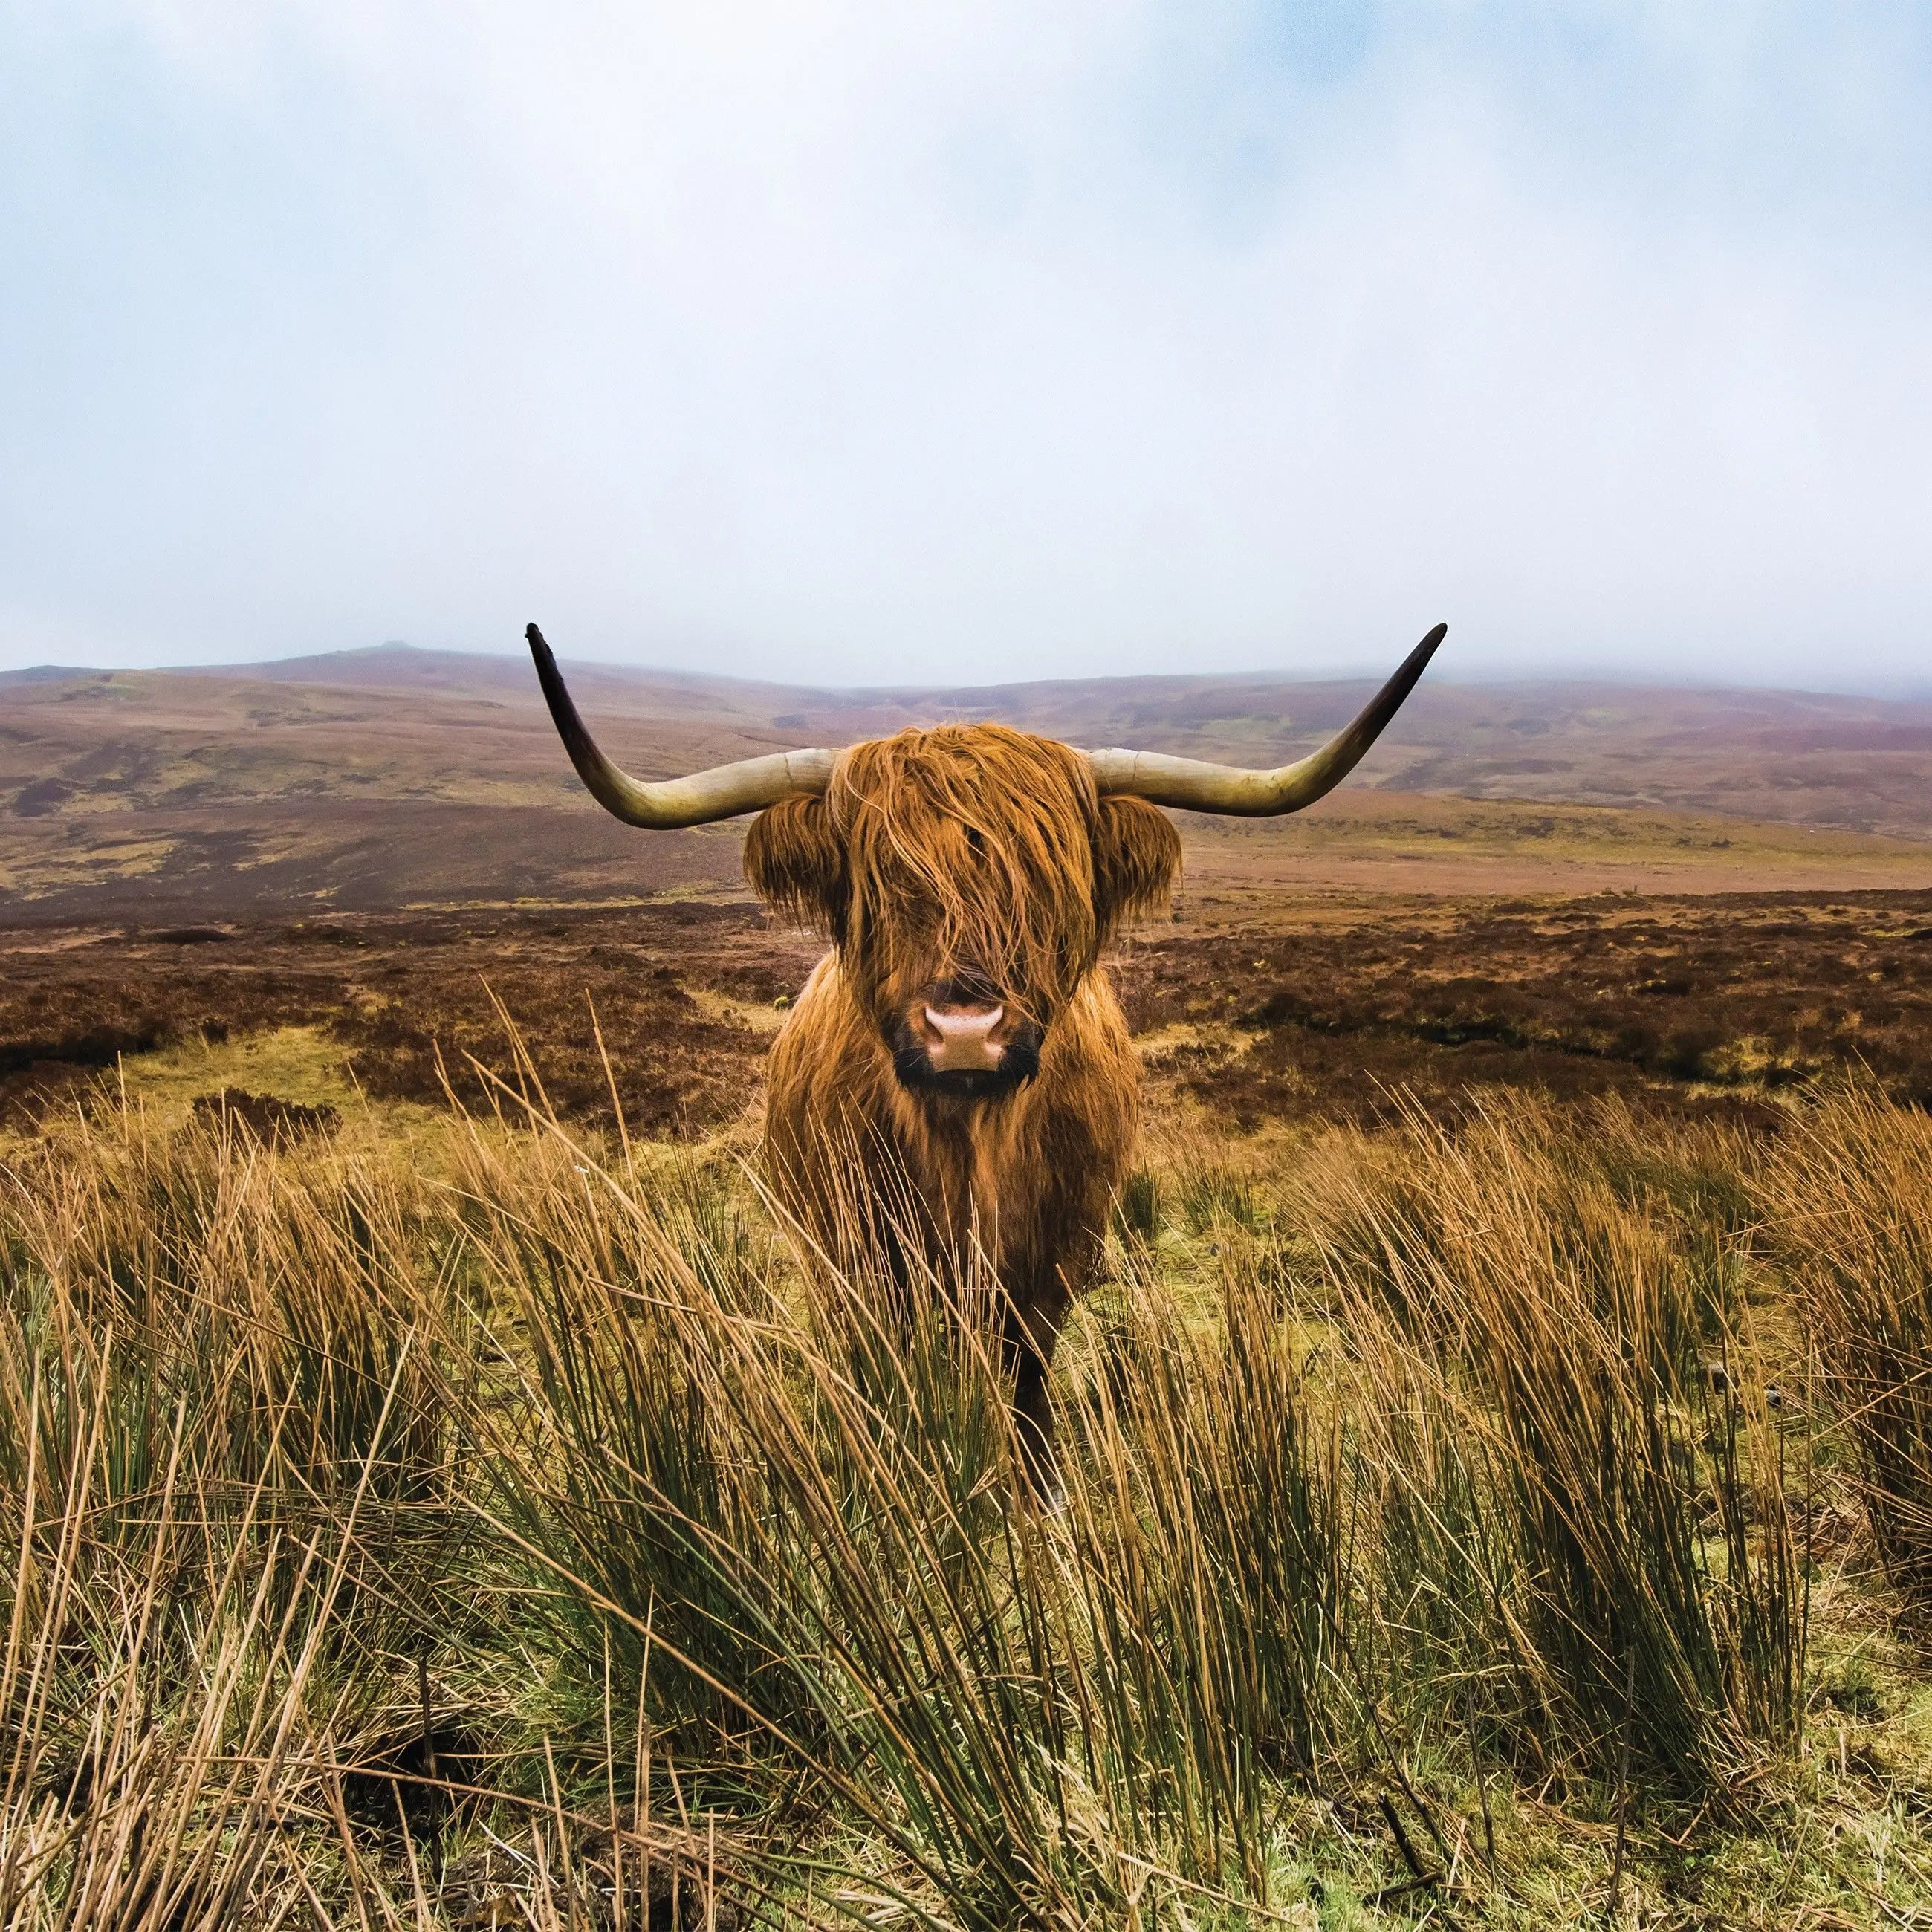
964, 826, 985, 856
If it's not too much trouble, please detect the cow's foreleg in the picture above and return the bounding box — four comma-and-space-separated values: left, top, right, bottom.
1001, 1278, 1072, 1508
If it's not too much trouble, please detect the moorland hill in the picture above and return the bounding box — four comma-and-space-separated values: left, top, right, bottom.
5, 644, 1932, 917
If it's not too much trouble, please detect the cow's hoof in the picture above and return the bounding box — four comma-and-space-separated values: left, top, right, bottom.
1020, 1460, 1067, 1517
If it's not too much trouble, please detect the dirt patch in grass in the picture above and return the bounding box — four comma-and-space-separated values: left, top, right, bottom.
191, 1086, 341, 1144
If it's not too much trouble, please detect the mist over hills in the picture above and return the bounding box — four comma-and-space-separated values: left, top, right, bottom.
5, 644, 1932, 919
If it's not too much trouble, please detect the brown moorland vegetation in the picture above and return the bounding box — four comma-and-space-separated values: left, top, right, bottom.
9, 652, 1932, 1924
6, 885, 1932, 1137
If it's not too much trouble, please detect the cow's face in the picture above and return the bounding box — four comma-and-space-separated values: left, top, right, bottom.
745, 725, 1179, 1100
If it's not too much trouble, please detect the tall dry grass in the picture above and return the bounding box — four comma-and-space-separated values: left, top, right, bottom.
1288, 1099, 1799, 1792
0, 1108, 461, 1928
1763, 1085, 1932, 1607
0, 1076, 1828, 1925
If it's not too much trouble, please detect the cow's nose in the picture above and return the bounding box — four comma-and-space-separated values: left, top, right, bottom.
923, 1002, 1006, 1072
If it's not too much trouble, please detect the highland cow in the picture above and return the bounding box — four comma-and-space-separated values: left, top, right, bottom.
526, 620, 1445, 1497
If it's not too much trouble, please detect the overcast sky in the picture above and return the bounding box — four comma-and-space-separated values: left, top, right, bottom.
2, 3, 1928, 688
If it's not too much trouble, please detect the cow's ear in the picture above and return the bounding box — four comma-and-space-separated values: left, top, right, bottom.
745, 794, 849, 938
1092, 795, 1180, 941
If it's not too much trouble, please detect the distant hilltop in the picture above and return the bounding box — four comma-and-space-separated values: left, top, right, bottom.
4, 642, 1932, 923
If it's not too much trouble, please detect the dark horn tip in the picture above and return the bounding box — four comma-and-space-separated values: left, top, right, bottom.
525, 622, 548, 652
1406, 622, 1448, 667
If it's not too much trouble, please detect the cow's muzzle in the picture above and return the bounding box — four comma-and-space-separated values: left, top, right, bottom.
891, 980, 1042, 1099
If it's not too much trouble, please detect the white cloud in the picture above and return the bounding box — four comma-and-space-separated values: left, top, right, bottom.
1, 1, 1928, 687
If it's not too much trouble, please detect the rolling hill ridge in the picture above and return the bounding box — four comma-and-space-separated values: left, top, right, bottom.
5, 644, 1932, 917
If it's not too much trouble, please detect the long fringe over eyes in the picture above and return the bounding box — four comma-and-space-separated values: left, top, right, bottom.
743, 725, 1180, 1020
833, 727, 1121, 1016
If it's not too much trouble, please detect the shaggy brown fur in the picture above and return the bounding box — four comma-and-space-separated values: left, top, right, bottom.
745, 724, 1181, 1490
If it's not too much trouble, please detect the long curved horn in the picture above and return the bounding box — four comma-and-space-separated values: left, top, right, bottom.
527, 623, 833, 828
1086, 623, 1446, 815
